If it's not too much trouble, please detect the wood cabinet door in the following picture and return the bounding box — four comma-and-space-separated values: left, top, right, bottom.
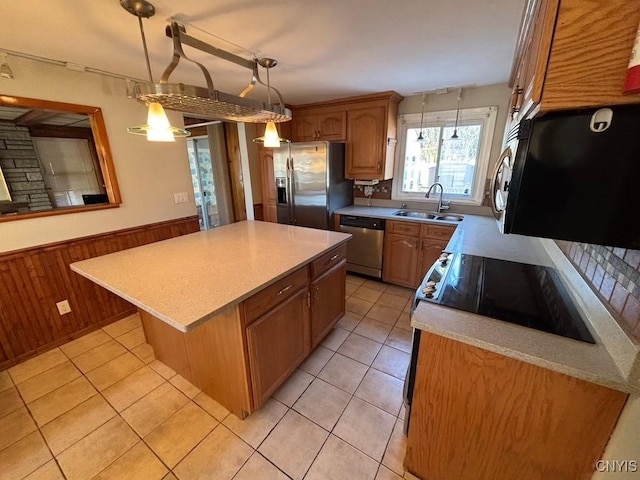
258, 146, 277, 222
417, 239, 448, 284
311, 262, 346, 348
291, 115, 318, 142
382, 233, 420, 288
346, 106, 386, 179
317, 111, 347, 141
246, 288, 310, 408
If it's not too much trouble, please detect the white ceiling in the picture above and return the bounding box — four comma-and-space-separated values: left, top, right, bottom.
1, 0, 525, 105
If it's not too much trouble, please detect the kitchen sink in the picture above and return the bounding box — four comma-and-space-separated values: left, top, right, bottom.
392, 210, 464, 222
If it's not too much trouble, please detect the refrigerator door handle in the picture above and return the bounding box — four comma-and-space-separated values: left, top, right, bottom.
287, 157, 296, 224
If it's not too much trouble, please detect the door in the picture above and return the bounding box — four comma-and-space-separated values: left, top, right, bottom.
317, 111, 347, 141
311, 262, 346, 348
383, 233, 420, 288
347, 106, 385, 178
291, 142, 329, 229
418, 239, 448, 284
246, 288, 310, 408
187, 137, 220, 230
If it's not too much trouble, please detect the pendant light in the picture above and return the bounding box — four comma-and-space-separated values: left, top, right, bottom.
416, 92, 427, 143
121, 0, 189, 142
253, 58, 289, 148
450, 89, 463, 139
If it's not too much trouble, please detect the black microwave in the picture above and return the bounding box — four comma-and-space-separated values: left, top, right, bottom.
492, 105, 640, 249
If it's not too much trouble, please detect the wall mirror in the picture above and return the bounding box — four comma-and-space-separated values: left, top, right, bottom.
0, 95, 120, 221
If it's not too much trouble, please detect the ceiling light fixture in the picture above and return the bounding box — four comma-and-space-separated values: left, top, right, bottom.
0, 53, 14, 80
123, 9, 291, 125
451, 89, 463, 139
252, 58, 290, 148
416, 92, 427, 143
121, 0, 189, 142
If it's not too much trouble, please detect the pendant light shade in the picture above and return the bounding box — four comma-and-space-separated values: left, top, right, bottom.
127, 102, 190, 141
451, 89, 463, 139
416, 92, 427, 143
263, 121, 281, 148
122, 0, 190, 142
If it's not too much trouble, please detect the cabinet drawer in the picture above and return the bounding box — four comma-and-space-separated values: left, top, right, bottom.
243, 267, 308, 325
420, 224, 456, 240
311, 244, 347, 278
387, 220, 420, 236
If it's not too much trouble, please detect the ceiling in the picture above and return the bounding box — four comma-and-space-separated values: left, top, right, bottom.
1, 0, 526, 105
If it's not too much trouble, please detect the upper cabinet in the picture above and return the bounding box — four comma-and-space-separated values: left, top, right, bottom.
290, 91, 403, 180
292, 111, 346, 142
510, 0, 640, 121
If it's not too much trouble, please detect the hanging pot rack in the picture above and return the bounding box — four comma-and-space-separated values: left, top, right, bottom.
126, 20, 292, 123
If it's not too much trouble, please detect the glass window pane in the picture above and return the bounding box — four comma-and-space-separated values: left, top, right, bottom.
438, 124, 482, 197
402, 127, 440, 193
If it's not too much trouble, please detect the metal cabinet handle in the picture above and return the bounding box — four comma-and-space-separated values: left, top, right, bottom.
377, 162, 381, 171
326, 254, 339, 265
314, 284, 320, 301
277, 285, 292, 296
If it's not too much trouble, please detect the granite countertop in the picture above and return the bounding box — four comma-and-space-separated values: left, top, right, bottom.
71, 221, 351, 333
335, 205, 640, 393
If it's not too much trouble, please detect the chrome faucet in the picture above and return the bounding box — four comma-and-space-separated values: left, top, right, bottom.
425, 183, 450, 213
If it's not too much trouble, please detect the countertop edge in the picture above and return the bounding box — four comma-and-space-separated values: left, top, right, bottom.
411, 303, 638, 394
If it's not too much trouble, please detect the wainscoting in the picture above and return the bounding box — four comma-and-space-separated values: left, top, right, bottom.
0, 216, 200, 369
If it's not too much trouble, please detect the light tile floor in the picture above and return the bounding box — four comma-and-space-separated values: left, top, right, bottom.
0, 274, 415, 480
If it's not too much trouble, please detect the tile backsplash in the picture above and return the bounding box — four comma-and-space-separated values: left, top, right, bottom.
556, 241, 640, 341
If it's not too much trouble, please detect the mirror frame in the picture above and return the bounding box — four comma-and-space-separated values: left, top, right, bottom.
0, 94, 121, 222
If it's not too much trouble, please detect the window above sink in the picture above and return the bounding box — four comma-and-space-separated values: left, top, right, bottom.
392, 106, 497, 206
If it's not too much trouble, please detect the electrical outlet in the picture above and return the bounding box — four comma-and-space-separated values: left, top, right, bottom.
173, 192, 189, 204
56, 300, 71, 315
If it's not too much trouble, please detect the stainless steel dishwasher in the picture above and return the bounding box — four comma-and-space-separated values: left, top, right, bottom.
339, 215, 385, 278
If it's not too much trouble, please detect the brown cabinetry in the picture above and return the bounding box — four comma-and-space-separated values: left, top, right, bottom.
510, 0, 640, 121
291, 111, 347, 142
246, 287, 310, 407
289, 91, 403, 180
311, 262, 346, 348
258, 145, 277, 222
405, 332, 628, 480
383, 220, 455, 288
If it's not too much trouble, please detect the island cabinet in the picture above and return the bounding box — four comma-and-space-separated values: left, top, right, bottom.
310, 246, 347, 348
509, 0, 640, 123
244, 269, 310, 407
405, 332, 628, 480
383, 221, 456, 288
139, 243, 347, 418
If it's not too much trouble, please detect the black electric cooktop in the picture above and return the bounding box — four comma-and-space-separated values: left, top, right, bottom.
416, 253, 595, 344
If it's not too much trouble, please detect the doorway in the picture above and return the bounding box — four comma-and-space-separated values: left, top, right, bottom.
187, 137, 219, 230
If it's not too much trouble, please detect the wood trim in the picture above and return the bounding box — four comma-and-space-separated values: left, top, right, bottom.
0, 216, 200, 366
0, 203, 120, 224
291, 91, 404, 110
140, 306, 253, 418
224, 123, 247, 222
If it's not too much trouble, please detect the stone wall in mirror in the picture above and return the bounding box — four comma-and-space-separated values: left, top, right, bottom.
0, 95, 120, 220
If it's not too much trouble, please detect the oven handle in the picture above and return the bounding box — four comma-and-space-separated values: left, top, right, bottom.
490, 146, 512, 219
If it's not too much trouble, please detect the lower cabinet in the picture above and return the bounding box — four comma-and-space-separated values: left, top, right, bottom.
383, 220, 455, 288
246, 287, 310, 407
311, 262, 346, 348
405, 332, 628, 480
382, 233, 420, 287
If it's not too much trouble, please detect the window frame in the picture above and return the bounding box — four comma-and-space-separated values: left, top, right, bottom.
392, 105, 498, 205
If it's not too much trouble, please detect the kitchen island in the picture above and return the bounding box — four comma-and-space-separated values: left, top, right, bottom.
71, 221, 351, 418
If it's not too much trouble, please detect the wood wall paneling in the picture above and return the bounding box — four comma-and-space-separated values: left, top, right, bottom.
0, 215, 200, 370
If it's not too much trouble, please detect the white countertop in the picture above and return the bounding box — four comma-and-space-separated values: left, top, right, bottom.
71, 221, 351, 333
335, 205, 552, 266
336, 205, 640, 393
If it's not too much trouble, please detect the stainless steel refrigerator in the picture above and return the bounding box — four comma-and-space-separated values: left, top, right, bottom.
274, 141, 352, 230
